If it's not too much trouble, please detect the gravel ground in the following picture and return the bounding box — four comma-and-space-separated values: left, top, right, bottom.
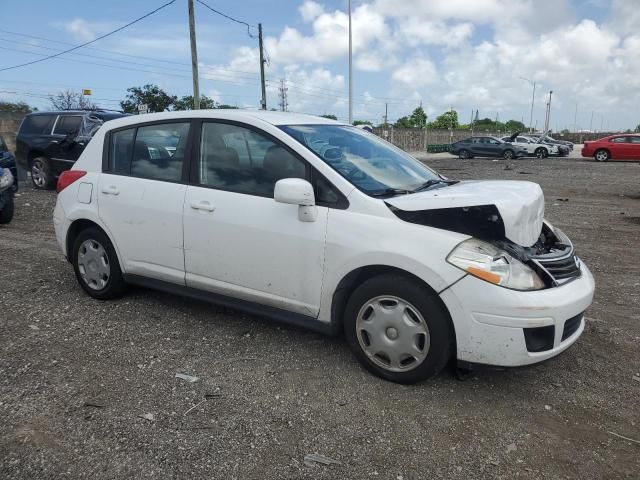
1, 152, 639, 479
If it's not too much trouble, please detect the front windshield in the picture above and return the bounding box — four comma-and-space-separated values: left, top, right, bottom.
280, 124, 441, 195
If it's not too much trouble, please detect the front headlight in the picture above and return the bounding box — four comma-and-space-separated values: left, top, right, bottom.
447, 238, 545, 291
0, 168, 14, 190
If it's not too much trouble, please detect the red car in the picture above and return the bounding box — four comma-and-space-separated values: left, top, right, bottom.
582, 134, 640, 162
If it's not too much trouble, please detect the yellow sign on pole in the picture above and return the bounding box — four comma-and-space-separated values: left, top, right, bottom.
82, 89, 92, 96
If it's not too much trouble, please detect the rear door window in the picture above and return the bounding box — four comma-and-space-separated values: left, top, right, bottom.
609, 137, 627, 143
53, 115, 83, 136
109, 128, 135, 174
131, 123, 190, 182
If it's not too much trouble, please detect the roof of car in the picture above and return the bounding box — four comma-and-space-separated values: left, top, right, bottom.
100, 109, 344, 130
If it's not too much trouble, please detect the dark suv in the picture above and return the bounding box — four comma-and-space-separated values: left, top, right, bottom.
15, 110, 127, 189
0, 134, 18, 191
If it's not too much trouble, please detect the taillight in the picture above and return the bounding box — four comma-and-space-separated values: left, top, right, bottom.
57, 170, 87, 193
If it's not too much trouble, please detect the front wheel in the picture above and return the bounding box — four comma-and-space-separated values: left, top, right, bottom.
30, 157, 55, 190
503, 149, 515, 159
343, 274, 453, 384
535, 147, 548, 158
72, 227, 126, 300
594, 149, 610, 162
458, 149, 470, 159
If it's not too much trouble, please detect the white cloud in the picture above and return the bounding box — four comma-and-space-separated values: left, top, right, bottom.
391, 58, 438, 88
63, 18, 104, 41
265, 4, 388, 65
299, 1, 325, 22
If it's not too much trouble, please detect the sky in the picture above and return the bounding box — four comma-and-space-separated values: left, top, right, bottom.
0, 0, 638, 131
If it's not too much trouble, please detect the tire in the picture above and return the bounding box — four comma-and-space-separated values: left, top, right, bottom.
503, 149, 515, 159
71, 227, 126, 300
343, 274, 453, 384
535, 147, 548, 159
458, 149, 470, 159
594, 149, 610, 162
30, 156, 55, 190
0, 194, 14, 224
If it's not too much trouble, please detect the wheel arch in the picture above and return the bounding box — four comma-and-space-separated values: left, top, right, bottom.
594, 148, 611, 160
330, 265, 457, 345
65, 218, 125, 271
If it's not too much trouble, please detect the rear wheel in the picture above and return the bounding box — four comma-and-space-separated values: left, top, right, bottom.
535, 147, 548, 158
30, 157, 55, 190
72, 227, 126, 300
503, 149, 515, 159
594, 149, 610, 162
459, 149, 471, 159
0, 194, 14, 224
343, 274, 453, 384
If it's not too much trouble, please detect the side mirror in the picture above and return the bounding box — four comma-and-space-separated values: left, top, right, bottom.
274, 178, 315, 206
274, 178, 317, 222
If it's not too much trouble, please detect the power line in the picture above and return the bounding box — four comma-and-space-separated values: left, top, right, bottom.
0, 0, 177, 72
195, 0, 256, 38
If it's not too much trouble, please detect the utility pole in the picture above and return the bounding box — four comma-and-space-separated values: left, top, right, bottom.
258, 23, 267, 110
188, 0, 200, 110
590, 110, 594, 132
573, 103, 578, 133
384, 102, 388, 126
348, 0, 353, 125
278, 78, 288, 112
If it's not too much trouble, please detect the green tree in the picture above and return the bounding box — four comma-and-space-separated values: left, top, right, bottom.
394, 116, 412, 128
409, 106, 427, 128
353, 119, 372, 126
120, 84, 176, 113
217, 104, 239, 109
0, 101, 34, 113
320, 114, 337, 120
428, 110, 459, 129
634, 124, 640, 133
505, 120, 526, 132
173, 95, 216, 110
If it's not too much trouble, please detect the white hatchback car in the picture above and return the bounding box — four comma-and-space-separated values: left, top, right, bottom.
53, 111, 595, 383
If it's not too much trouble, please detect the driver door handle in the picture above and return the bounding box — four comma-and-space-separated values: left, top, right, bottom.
190, 200, 215, 212
101, 185, 119, 196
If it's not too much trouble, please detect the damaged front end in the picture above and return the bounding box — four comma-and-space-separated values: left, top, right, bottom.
388, 202, 581, 289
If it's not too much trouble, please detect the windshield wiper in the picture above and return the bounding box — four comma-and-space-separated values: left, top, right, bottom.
411, 179, 459, 193
369, 188, 412, 197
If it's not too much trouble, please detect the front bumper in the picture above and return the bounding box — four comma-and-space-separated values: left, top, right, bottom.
440, 262, 595, 367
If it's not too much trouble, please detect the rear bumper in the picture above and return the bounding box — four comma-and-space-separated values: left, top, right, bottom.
440, 262, 595, 367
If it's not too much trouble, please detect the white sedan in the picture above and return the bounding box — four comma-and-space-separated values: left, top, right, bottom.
502, 134, 559, 158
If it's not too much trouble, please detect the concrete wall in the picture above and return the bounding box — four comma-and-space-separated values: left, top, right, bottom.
0, 112, 25, 152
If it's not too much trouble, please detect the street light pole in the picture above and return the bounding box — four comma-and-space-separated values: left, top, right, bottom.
544, 90, 553, 132
519, 77, 536, 133
188, 0, 200, 110
348, 0, 353, 125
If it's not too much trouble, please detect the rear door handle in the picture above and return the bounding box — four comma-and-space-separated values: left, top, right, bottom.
190, 200, 215, 212
101, 185, 119, 196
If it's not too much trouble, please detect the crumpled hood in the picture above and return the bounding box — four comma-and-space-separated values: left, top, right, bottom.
386, 180, 545, 247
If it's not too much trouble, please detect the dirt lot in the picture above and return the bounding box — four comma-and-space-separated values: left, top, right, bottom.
1, 153, 639, 479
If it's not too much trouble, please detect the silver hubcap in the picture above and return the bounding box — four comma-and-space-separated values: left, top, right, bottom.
77, 239, 110, 290
596, 151, 607, 161
504, 151, 513, 159
536, 149, 544, 158
356, 296, 430, 372
31, 160, 46, 187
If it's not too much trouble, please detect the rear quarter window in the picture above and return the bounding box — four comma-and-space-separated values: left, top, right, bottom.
19, 115, 55, 135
